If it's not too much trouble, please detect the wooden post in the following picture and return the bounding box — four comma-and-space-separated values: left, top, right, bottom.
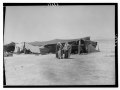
78, 40, 81, 54
56, 44, 58, 58
23, 42, 26, 54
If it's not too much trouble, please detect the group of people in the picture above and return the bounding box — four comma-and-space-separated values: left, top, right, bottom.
56, 42, 71, 59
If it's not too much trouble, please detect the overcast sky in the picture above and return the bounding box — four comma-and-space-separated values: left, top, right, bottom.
4, 5, 115, 44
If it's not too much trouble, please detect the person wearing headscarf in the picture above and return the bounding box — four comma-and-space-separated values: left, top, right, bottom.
63, 42, 71, 58
68, 44, 71, 58
56, 42, 63, 59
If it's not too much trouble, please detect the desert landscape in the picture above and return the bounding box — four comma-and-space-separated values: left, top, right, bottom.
4, 39, 115, 85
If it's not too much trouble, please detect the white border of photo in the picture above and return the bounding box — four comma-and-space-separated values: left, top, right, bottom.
0, 0, 120, 90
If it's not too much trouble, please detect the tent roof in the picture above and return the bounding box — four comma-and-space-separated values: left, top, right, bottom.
29, 36, 90, 46
4, 42, 15, 47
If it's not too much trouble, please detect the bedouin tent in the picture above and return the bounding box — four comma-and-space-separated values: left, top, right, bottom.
14, 42, 40, 54
25, 43, 40, 53
4, 42, 15, 53
14, 43, 24, 53
87, 44, 96, 53
83, 40, 97, 53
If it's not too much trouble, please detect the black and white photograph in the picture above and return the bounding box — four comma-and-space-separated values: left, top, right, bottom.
3, 3, 118, 87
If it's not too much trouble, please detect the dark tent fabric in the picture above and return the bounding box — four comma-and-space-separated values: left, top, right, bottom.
4, 42, 15, 52
84, 40, 97, 53
87, 44, 96, 53
40, 47, 49, 55
29, 36, 91, 46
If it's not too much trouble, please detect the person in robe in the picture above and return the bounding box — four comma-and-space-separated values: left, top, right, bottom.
63, 42, 71, 59
56, 42, 63, 59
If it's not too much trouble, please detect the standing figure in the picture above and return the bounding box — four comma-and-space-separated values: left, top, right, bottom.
63, 42, 71, 59
56, 42, 63, 59
68, 44, 71, 58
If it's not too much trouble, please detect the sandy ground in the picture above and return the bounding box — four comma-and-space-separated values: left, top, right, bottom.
4, 40, 115, 85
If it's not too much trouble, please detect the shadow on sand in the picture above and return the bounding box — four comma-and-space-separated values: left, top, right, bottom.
56, 57, 74, 59
62, 58, 74, 59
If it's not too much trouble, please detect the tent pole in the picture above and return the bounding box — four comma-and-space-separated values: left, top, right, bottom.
24, 42, 25, 54
78, 40, 81, 55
